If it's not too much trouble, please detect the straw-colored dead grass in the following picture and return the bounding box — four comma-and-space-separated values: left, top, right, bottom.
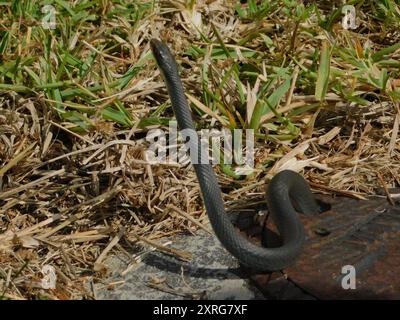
0, 1, 399, 299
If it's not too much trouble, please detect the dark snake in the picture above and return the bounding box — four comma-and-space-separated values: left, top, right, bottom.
150, 39, 320, 272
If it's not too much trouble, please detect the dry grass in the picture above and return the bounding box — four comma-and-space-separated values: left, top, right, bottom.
0, 0, 399, 299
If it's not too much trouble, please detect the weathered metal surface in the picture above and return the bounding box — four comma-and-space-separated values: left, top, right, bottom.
244, 194, 400, 299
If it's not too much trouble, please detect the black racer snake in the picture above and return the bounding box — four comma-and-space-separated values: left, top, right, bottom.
150, 39, 320, 272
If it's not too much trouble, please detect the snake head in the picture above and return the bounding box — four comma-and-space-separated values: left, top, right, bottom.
150, 38, 179, 79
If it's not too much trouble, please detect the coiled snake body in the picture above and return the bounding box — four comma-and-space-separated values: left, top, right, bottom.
150, 39, 320, 272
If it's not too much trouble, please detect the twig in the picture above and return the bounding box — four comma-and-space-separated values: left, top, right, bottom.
94, 227, 126, 271
308, 181, 367, 200
167, 204, 212, 234
0, 169, 65, 200
376, 171, 395, 206
129, 231, 192, 261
